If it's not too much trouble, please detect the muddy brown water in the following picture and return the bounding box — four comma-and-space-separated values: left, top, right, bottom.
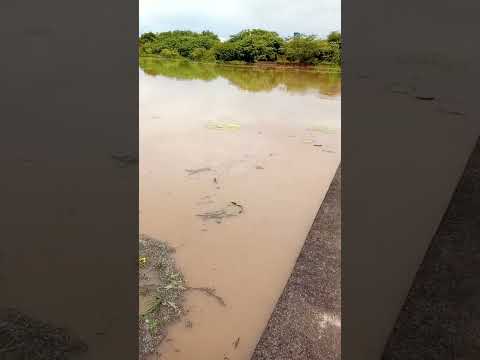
139, 58, 341, 359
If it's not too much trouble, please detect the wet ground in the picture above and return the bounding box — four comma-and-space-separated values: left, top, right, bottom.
139, 59, 341, 359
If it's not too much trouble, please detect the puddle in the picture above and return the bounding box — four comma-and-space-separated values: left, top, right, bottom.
140, 59, 341, 359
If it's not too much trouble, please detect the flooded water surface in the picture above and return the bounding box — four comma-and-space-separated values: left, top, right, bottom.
139, 58, 341, 359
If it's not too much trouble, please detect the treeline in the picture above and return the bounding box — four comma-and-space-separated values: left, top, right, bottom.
139, 29, 341, 66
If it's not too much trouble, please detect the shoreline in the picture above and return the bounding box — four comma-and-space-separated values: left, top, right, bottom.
139, 55, 342, 73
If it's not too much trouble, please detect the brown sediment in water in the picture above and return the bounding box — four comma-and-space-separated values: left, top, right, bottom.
140, 59, 341, 359
252, 168, 341, 360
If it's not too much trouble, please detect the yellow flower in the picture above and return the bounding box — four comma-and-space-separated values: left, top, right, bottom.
139, 256, 147, 265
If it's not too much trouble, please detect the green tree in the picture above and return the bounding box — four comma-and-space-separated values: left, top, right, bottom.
284, 35, 321, 64
327, 31, 341, 43
191, 47, 216, 62
214, 42, 240, 62
226, 29, 285, 63
138, 30, 221, 59
139, 32, 157, 45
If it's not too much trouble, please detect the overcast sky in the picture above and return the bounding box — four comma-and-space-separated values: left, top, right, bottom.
139, 0, 340, 39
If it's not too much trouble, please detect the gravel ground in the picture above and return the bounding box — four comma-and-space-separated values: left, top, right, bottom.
251, 166, 341, 360
383, 137, 480, 360
0, 308, 87, 360
139, 234, 186, 360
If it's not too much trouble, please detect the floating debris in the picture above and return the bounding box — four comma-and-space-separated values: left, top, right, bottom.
306, 125, 336, 134
255, 165, 264, 170
230, 201, 244, 214
197, 210, 229, 221
185, 320, 193, 328
233, 337, 240, 349
415, 94, 435, 101
444, 109, 465, 116
436, 101, 466, 116
186, 287, 226, 307
196, 202, 244, 222
313, 144, 323, 147
413, 83, 436, 101
214, 177, 218, 184
206, 121, 241, 130
185, 167, 212, 175
111, 152, 138, 167
322, 150, 335, 153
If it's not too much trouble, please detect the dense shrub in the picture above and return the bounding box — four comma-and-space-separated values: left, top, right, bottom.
214, 42, 240, 62
284, 35, 321, 64
159, 49, 180, 59
140, 29, 341, 66
225, 29, 285, 63
191, 47, 216, 62
327, 31, 341, 43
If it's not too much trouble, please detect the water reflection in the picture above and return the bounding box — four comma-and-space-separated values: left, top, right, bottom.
139, 57, 341, 96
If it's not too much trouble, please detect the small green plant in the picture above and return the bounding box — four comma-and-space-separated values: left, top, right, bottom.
145, 316, 159, 333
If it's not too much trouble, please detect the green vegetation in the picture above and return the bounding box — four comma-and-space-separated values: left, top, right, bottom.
139, 29, 341, 67
215, 29, 284, 62
283, 34, 340, 65
139, 30, 220, 59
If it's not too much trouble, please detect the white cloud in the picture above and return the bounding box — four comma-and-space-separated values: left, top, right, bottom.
139, 0, 340, 38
